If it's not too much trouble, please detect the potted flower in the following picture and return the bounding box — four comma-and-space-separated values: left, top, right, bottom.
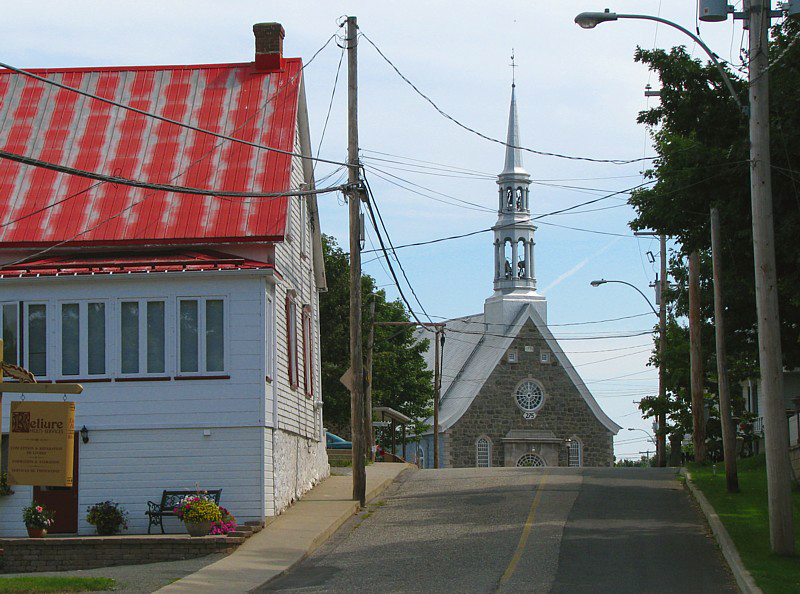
173, 496, 222, 537
86, 500, 129, 536
22, 502, 55, 538
210, 506, 237, 535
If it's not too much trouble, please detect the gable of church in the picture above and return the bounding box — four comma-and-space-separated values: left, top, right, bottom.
447, 319, 614, 468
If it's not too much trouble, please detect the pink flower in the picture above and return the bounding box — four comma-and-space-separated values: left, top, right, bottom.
35, 506, 43, 513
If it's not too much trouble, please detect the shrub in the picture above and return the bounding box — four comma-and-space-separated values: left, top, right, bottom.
174, 497, 222, 523
22, 502, 55, 529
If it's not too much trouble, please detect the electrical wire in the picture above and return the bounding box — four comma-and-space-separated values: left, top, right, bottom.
0, 34, 348, 168
360, 31, 656, 165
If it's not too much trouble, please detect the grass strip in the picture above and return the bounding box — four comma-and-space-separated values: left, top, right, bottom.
0, 576, 115, 592
687, 454, 800, 593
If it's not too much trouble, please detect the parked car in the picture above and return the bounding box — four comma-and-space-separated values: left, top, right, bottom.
326, 432, 352, 449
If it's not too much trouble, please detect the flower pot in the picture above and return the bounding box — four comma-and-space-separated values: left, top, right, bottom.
185, 520, 212, 537
26, 526, 47, 538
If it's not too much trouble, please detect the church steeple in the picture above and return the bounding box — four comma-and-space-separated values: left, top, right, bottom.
502, 85, 526, 177
485, 82, 547, 326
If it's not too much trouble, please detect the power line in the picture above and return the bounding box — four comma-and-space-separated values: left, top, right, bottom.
0, 34, 348, 168
360, 31, 656, 165
0, 149, 348, 200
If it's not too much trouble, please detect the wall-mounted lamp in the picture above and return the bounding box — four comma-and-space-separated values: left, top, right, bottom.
80, 425, 89, 444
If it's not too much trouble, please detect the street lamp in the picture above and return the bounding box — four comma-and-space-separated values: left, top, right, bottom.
577, 3, 795, 555
627, 427, 656, 446
574, 10, 744, 113
590, 279, 658, 317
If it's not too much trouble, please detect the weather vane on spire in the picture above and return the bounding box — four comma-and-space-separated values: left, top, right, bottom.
510, 50, 517, 86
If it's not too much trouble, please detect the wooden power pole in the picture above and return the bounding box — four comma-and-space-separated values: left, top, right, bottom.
657, 234, 667, 467
748, 0, 793, 554
346, 15, 366, 507
710, 207, 738, 492
365, 296, 376, 461
688, 250, 706, 464
433, 327, 442, 469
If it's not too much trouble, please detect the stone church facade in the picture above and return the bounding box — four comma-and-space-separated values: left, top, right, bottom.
415, 84, 619, 469
446, 319, 615, 468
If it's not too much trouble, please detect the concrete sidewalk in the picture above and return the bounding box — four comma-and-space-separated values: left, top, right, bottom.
157, 463, 414, 593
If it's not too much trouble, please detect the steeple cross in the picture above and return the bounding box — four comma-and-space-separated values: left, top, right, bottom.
510, 50, 518, 86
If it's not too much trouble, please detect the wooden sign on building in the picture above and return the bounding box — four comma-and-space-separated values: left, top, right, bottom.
8, 401, 76, 487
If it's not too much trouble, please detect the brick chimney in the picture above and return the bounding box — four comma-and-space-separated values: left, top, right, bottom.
253, 22, 285, 71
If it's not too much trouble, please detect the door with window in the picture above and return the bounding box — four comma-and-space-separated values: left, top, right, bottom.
32, 435, 79, 533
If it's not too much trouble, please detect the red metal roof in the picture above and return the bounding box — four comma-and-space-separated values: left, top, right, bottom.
0, 250, 275, 277
0, 60, 303, 248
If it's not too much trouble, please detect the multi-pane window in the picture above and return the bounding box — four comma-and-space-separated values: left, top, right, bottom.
286, 295, 298, 389
178, 298, 224, 374
26, 303, 47, 377
302, 305, 313, 397
476, 437, 491, 468
266, 293, 274, 381
60, 301, 107, 376
121, 300, 166, 375
568, 439, 582, 467
1, 302, 19, 365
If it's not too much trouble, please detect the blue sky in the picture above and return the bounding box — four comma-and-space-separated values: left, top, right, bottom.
2, 0, 758, 458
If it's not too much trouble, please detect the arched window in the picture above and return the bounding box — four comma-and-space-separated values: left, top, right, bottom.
504, 239, 513, 279
516, 453, 546, 467
476, 436, 491, 468
568, 438, 582, 467
515, 187, 523, 210
517, 238, 526, 278
506, 187, 514, 210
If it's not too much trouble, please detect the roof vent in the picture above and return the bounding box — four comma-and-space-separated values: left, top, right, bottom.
253, 22, 285, 71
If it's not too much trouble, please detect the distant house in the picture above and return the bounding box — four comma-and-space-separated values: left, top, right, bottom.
741, 372, 800, 454
0, 23, 328, 535
415, 85, 620, 468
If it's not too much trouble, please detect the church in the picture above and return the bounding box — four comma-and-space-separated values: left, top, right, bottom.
414, 85, 620, 468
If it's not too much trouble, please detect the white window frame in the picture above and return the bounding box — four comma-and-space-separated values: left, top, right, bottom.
177, 297, 226, 376
0, 301, 20, 367
266, 292, 275, 382
58, 300, 109, 378
24, 302, 48, 378
476, 436, 491, 468
302, 304, 313, 398
118, 298, 169, 377
568, 438, 582, 467
286, 293, 298, 390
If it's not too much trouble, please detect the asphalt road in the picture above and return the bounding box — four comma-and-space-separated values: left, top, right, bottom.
260, 467, 737, 594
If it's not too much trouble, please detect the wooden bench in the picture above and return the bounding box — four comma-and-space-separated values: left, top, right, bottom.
145, 489, 222, 534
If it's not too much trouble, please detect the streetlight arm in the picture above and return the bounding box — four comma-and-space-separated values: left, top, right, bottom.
591, 279, 659, 317
575, 11, 745, 113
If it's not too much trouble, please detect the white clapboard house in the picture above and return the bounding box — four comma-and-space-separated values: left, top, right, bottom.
0, 23, 329, 535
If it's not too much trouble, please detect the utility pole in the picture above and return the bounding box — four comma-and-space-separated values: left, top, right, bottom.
433, 326, 442, 469
657, 234, 667, 467
710, 207, 738, 492
748, 0, 793, 554
633, 230, 668, 467
365, 296, 376, 462
688, 250, 706, 464
346, 15, 366, 507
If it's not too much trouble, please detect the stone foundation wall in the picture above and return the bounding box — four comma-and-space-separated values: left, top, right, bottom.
0, 535, 243, 573
449, 320, 614, 468
273, 429, 329, 514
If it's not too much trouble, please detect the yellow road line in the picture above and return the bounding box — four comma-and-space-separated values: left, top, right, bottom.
498, 471, 548, 587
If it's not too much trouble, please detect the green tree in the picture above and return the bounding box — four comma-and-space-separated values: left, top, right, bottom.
319, 235, 433, 437
628, 18, 800, 452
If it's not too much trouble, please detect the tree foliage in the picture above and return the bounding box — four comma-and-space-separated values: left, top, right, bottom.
319, 235, 433, 437
629, 18, 800, 449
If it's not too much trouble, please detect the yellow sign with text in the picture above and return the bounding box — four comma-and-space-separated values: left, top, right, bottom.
8, 401, 75, 486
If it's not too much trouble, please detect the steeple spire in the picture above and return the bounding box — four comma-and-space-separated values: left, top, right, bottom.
501, 84, 527, 177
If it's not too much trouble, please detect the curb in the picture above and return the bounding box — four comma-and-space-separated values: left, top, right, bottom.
681, 468, 762, 594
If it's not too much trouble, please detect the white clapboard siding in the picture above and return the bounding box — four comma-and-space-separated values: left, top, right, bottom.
78, 427, 264, 534
0, 274, 271, 431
